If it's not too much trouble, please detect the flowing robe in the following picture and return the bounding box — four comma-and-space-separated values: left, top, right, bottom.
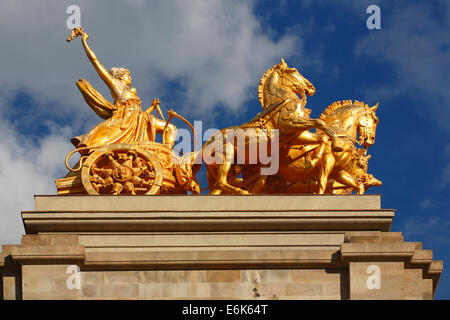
71, 79, 155, 150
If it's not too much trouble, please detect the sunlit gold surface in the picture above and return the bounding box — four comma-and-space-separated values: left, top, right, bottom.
203, 59, 381, 195
81, 144, 164, 195
57, 28, 381, 196
57, 28, 198, 195
67, 27, 177, 150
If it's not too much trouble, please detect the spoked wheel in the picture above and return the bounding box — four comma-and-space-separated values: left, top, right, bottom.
81, 144, 163, 195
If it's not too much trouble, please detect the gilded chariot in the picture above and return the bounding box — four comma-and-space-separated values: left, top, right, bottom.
58, 140, 199, 195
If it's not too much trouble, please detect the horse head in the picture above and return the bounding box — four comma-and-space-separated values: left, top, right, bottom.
258, 58, 315, 108
277, 58, 316, 99
320, 100, 379, 148
357, 102, 379, 147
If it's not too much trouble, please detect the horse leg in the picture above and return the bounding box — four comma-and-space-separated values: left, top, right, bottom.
305, 140, 332, 175
205, 163, 222, 195
318, 153, 335, 194
207, 169, 222, 195
333, 170, 365, 194
215, 163, 250, 195
214, 143, 249, 195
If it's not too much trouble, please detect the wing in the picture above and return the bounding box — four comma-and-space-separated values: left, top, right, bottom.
76, 79, 117, 119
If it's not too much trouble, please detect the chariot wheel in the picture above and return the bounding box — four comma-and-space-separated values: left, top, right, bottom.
81, 143, 164, 195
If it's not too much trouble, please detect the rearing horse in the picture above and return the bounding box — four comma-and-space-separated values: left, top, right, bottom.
202, 58, 339, 195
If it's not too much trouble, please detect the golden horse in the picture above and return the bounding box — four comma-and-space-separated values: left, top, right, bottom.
240, 100, 381, 194
201, 59, 343, 195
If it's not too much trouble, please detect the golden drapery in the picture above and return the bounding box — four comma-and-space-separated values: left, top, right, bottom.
71, 79, 154, 149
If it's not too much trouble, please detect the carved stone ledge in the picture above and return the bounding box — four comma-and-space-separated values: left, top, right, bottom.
10, 245, 85, 265
341, 231, 442, 298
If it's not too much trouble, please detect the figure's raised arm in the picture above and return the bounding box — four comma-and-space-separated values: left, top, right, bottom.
67, 27, 121, 98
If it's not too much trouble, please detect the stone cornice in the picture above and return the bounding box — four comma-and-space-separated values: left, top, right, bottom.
22, 210, 395, 233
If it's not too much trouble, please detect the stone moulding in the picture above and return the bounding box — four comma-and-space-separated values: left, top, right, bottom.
21, 210, 395, 233
0, 195, 443, 300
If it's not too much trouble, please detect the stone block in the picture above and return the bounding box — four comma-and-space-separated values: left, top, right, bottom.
206, 270, 241, 282
291, 269, 344, 283
3, 276, 16, 300
257, 270, 291, 282
81, 271, 105, 285
141, 270, 158, 282
21, 265, 80, 300
323, 282, 342, 297
188, 283, 211, 298
179, 271, 206, 283
259, 282, 286, 299
161, 283, 189, 298
81, 284, 98, 298
285, 283, 323, 297
156, 270, 181, 283
139, 283, 162, 298
98, 284, 139, 299
104, 271, 144, 284
22, 265, 64, 293
210, 283, 253, 298
138, 283, 189, 298
349, 262, 406, 299
34, 194, 382, 211
403, 268, 422, 281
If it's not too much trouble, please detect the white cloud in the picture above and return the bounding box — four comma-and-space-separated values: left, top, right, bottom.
403, 216, 450, 245
0, 0, 302, 245
440, 144, 450, 187
0, 0, 298, 122
419, 198, 432, 209
0, 106, 73, 245
440, 163, 450, 188
445, 145, 450, 156
435, 144, 450, 188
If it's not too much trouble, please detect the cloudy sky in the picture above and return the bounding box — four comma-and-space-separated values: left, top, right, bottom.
0, 0, 448, 298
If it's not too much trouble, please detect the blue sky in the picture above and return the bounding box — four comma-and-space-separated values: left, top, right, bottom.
0, 0, 448, 298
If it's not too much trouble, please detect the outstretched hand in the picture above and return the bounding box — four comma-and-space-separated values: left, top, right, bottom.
151, 98, 160, 107
66, 26, 85, 42
145, 98, 160, 115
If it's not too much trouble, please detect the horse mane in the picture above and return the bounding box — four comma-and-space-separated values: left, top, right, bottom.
320, 99, 370, 121
258, 66, 277, 109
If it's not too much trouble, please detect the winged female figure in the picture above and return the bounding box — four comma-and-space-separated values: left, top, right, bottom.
67, 27, 177, 152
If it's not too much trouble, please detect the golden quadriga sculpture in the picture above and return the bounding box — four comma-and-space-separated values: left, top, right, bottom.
56, 27, 381, 195
200, 58, 382, 195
